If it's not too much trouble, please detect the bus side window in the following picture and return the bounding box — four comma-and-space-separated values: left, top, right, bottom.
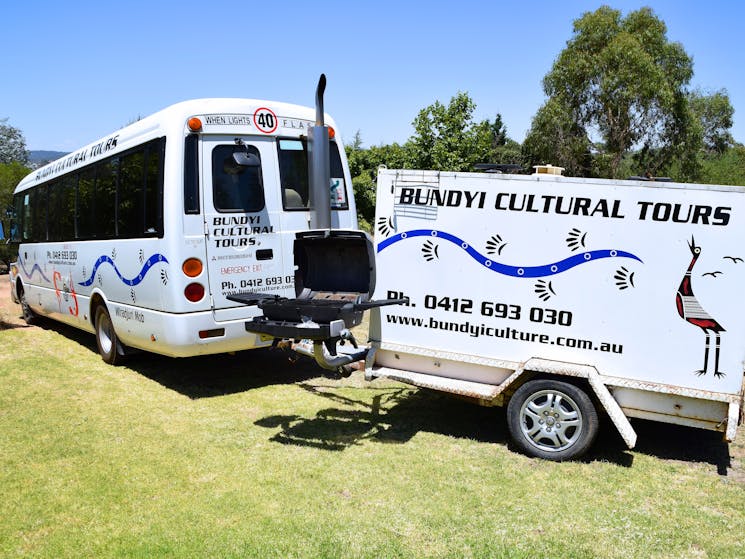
212, 145, 265, 213
21, 193, 31, 241
31, 186, 47, 242
143, 139, 164, 235
77, 167, 96, 239
60, 175, 76, 240
47, 180, 62, 242
95, 159, 117, 238
10, 194, 23, 242
119, 150, 145, 237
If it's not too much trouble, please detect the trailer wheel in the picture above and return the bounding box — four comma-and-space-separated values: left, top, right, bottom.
95, 306, 124, 365
18, 284, 38, 325
507, 379, 598, 461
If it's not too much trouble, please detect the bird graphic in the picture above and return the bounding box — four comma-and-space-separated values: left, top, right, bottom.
702, 271, 722, 278
724, 256, 743, 264
676, 236, 725, 378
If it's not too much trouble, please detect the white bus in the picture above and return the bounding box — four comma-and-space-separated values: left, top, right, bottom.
9, 95, 358, 364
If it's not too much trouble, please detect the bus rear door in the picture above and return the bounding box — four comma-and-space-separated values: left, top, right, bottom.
202, 136, 292, 320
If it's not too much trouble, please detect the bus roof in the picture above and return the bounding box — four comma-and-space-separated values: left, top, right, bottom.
15, 98, 338, 193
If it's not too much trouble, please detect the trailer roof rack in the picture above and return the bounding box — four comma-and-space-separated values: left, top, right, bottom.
474, 163, 524, 174
627, 175, 673, 182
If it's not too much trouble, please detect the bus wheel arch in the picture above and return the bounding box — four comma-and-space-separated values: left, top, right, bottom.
16, 280, 39, 325
92, 300, 125, 365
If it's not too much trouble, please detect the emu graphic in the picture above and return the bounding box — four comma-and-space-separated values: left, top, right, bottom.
675, 237, 725, 378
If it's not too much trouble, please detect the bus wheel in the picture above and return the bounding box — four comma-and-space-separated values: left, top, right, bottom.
507, 379, 598, 461
18, 284, 38, 325
95, 306, 124, 365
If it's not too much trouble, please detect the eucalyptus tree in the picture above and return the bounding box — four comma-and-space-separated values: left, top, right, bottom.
537, 6, 697, 178
0, 119, 29, 165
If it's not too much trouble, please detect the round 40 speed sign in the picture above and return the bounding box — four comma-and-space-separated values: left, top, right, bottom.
254, 108, 278, 134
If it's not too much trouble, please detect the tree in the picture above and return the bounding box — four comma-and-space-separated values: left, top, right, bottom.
346, 134, 412, 230
0, 161, 29, 270
0, 119, 29, 165
522, 97, 593, 176
408, 92, 494, 171
688, 89, 734, 154
540, 6, 696, 178
490, 114, 508, 150
697, 144, 745, 186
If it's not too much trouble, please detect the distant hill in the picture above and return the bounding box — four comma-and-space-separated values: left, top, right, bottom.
28, 150, 68, 168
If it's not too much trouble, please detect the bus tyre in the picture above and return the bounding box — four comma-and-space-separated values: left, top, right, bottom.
507, 379, 598, 461
95, 306, 124, 365
18, 285, 38, 325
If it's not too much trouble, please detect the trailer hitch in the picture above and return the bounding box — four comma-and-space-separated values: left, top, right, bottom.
228, 293, 407, 375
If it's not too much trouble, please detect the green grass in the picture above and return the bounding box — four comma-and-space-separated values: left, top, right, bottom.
1, 279, 745, 558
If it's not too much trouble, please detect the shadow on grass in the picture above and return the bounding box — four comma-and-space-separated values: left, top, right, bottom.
33, 318, 324, 398
257, 384, 734, 475
0, 319, 31, 330
568, 417, 731, 474
126, 349, 323, 398
631, 419, 731, 475
256, 384, 509, 451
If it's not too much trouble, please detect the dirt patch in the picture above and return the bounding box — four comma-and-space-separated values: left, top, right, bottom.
0, 274, 26, 329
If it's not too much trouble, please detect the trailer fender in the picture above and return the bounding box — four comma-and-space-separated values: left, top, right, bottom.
517, 358, 637, 449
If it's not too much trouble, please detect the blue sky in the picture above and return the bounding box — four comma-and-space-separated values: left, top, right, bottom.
2, 0, 744, 152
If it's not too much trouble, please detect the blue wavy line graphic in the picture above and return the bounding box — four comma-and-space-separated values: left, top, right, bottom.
377, 229, 642, 278
18, 257, 51, 283
78, 254, 169, 287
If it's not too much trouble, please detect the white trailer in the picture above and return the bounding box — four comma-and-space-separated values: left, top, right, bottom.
354, 166, 744, 459
252, 166, 745, 460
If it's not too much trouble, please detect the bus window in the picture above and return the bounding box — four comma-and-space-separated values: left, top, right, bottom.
77, 167, 96, 239
277, 139, 348, 211
19, 193, 31, 241
212, 144, 264, 212
143, 139, 164, 234
60, 175, 76, 240
183, 134, 200, 214
31, 186, 47, 242
118, 137, 164, 237
118, 150, 145, 237
329, 142, 348, 208
47, 180, 62, 241
95, 159, 117, 238
278, 139, 307, 208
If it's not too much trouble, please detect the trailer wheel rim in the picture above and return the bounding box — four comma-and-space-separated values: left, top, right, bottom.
518, 389, 583, 453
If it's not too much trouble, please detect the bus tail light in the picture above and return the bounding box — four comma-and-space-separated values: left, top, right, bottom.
184, 283, 205, 302
328, 126, 336, 139
187, 117, 203, 132
182, 258, 203, 277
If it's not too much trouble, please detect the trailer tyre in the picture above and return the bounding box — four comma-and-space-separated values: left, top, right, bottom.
95, 306, 124, 366
507, 379, 598, 461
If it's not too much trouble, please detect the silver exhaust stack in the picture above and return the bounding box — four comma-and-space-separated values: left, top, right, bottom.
309, 74, 331, 230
